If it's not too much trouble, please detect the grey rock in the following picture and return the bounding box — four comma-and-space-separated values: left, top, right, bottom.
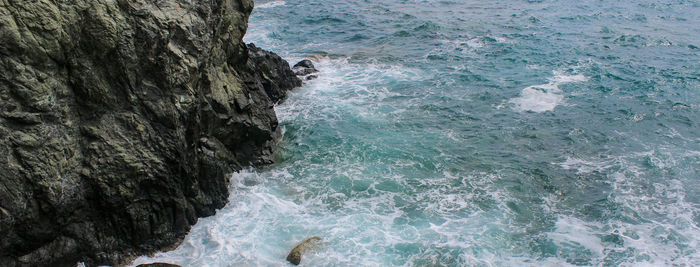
293, 60, 315, 69
286, 236, 322, 265
292, 60, 319, 76
0, 0, 299, 266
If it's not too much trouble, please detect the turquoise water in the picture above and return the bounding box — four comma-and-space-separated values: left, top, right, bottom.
133, 0, 700, 266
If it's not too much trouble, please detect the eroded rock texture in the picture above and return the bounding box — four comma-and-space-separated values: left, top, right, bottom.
0, 0, 299, 265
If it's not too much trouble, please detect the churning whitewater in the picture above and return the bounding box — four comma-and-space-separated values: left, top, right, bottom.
133, 0, 700, 266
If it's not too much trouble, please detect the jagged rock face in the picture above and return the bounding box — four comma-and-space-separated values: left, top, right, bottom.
245, 43, 302, 103
0, 0, 299, 266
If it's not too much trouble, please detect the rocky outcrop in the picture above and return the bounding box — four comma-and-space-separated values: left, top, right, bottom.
245, 43, 302, 103
0, 0, 300, 266
292, 60, 319, 77
286, 236, 322, 265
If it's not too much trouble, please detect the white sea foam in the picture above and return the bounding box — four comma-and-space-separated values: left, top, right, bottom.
509, 71, 588, 113
559, 157, 614, 174
547, 150, 700, 266
129, 170, 320, 266
276, 56, 424, 126
548, 216, 605, 257
255, 0, 285, 9
465, 37, 485, 48
438, 35, 509, 50
603, 174, 699, 266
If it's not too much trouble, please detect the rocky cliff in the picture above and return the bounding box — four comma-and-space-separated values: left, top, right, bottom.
0, 0, 300, 266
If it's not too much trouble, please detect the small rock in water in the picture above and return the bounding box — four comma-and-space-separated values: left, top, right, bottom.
286, 236, 322, 265
292, 59, 319, 76
293, 59, 315, 69
305, 75, 318, 80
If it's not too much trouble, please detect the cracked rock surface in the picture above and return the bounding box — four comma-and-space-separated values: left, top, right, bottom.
0, 0, 299, 265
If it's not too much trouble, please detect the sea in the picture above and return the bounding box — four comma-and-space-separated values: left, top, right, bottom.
131, 0, 700, 266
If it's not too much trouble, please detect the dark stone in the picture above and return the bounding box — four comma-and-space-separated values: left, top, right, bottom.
292, 60, 319, 76
286, 236, 322, 265
245, 43, 302, 103
0, 0, 299, 266
293, 60, 315, 69
306, 75, 319, 81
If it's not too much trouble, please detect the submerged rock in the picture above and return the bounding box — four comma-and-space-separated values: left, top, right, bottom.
0, 0, 299, 266
292, 60, 319, 76
286, 236, 322, 265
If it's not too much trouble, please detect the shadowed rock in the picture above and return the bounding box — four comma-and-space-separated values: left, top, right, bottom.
246, 43, 302, 103
286, 236, 322, 265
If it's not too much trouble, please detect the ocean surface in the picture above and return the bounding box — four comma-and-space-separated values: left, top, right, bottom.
132, 0, 700, 266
